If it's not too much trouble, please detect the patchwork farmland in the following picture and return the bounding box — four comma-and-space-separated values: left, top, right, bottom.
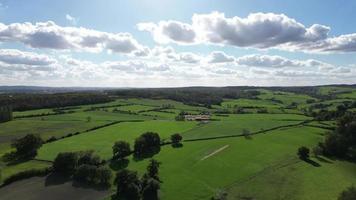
0, 86, 356, 200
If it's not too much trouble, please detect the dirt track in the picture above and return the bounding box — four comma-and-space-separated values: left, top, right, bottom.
0, 175, 110, 200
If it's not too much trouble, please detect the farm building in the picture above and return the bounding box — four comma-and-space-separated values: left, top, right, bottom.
184, 114, 211, 121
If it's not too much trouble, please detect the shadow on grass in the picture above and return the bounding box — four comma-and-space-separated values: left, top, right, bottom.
109, 159, 129, 171
44, 173, 71, 186
72, 180, 110, 191
302, 158, 321, 167
171, 143, 183, 148
2, 151, 33, 166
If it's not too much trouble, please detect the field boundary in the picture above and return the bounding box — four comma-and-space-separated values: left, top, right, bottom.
183, 120, 313, 143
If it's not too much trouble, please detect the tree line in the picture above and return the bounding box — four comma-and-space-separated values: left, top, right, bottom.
0, 92, 112, 111
108, 87, 261, 107
0, 105, 13, 123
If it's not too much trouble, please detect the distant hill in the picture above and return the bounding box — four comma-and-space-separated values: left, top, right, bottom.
0, 86, 118, 94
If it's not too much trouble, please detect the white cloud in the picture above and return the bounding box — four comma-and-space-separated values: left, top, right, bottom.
0, 49, 56, 65
137, 21, 196, 44
206, 51, 235, 63
0, 21, 146, 55
236, 54, 331, 68
138, 12, 356, 53
65, 14, 78, 25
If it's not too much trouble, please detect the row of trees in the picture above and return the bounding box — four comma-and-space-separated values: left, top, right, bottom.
0, 105, 13, 123
108, 87, 261, 107
112, 132, 183, 161
315, 112, 356, 161
0, 92, 112, 111
53, 151, 112, 186
115, 159, 161, 200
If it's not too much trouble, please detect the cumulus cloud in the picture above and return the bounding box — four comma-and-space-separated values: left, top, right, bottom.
150, 46, 201, 64
137, 21, 196, 44
138, 11, 356, 53
206, 51, 235, 63
0, 21, 146, 55
236, 54, 331, 68
0, 49, 56, 65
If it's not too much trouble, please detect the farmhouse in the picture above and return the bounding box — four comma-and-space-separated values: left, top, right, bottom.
184, 114, 211, 121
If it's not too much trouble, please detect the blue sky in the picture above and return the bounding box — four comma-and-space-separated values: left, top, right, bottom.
0, 0, 355, 87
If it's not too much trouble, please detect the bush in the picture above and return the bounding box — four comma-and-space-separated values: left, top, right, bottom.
46, 136, 57, 143
2, 167, 52, 186
297, 146, 310, 160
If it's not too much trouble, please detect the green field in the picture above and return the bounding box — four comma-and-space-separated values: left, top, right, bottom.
1, 88, 356, 200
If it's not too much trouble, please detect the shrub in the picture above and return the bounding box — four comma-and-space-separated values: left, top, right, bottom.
46, 136, 57, 143
2, 167, 52, 186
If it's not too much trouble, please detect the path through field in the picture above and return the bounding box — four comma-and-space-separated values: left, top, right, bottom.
200, 145, 229, 161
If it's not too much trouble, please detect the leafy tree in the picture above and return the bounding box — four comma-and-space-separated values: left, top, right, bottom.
53, 152, 79, 175
146, 159, 161, 181
134, 132, 161, 157
0, 105, 13, 123
142, 178, 160, 200
320, 113, 356, 160
338, 185, 356, 200
77, 150, 101, 166
115, 169, 141, 200
96, 166, 112, 186
113, 141, 131, 160
297, 146, 310, 160
74, 164, 96, 183
74, 164, 111, 186
11, 134, 43, 158
170, 133, 182, 144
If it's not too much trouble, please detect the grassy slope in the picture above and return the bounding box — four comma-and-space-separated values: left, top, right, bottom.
183, 114, 310, 140
37, 120, 197, 161
121, 126, 352, 200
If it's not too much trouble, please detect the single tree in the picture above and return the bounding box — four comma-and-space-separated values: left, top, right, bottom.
146, 159, 161, 181
134, 132, 161, 156
298, 146, 310, 160
170, 133, 182, 144
11, 134, 43, 158
113, 141, 131, 160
